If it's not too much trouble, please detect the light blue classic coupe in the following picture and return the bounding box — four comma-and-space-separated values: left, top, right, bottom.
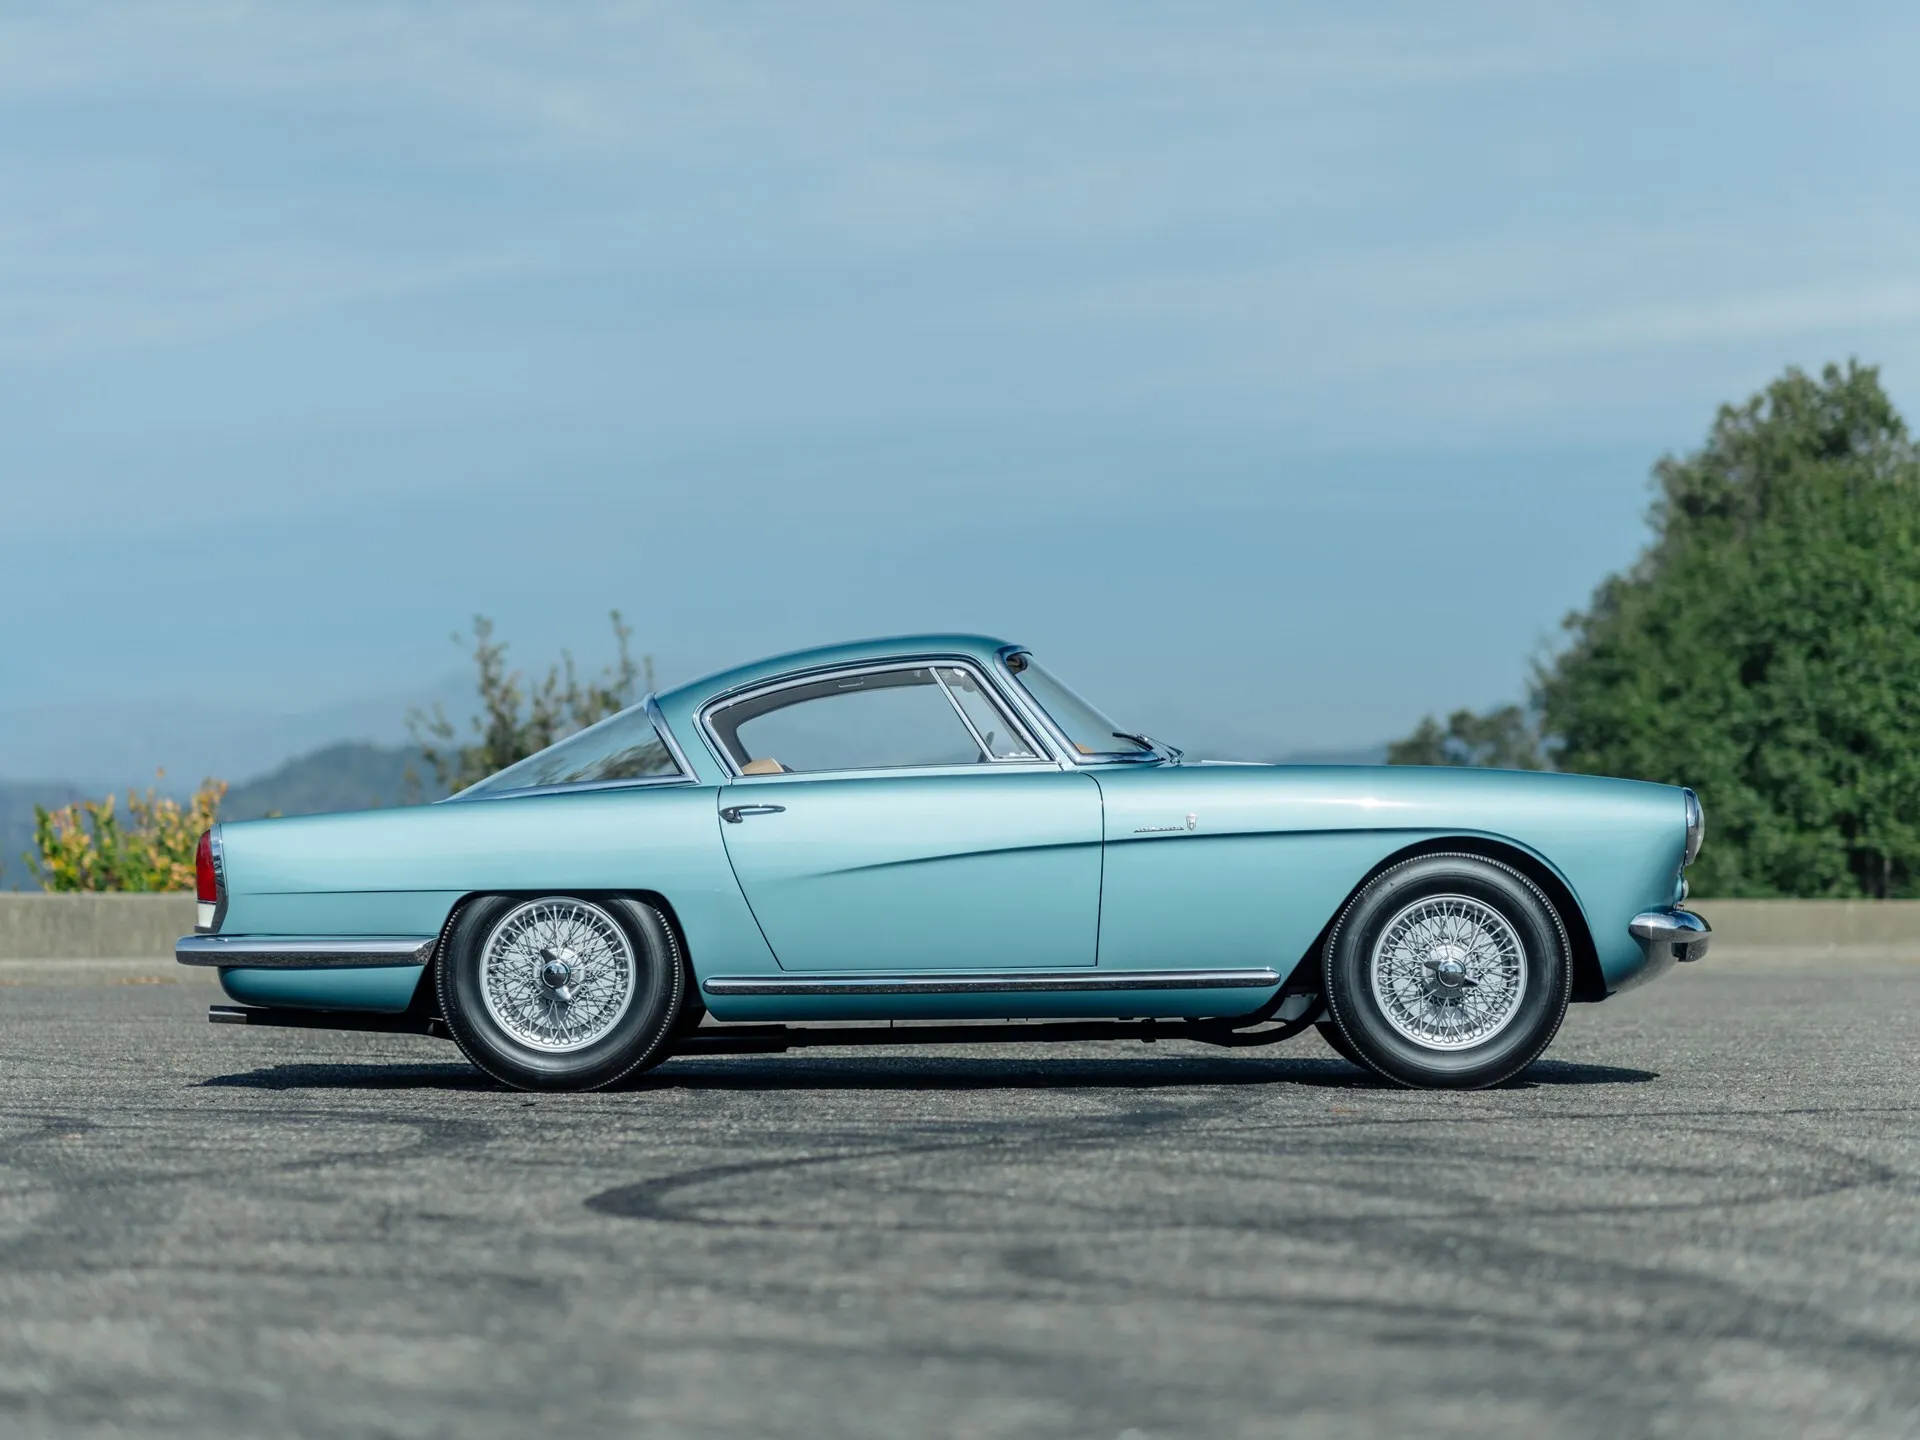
179, 635, 1709, 1091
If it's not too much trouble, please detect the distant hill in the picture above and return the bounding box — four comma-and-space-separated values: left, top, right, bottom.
220, 742, 446, 821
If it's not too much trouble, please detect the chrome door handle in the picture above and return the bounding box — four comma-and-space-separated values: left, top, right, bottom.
721, 804, 786, 824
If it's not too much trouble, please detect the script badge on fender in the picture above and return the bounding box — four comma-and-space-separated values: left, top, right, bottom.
1133, 813, 1201, 835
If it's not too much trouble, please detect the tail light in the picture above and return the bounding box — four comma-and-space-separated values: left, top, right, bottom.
195, 828, 224, 933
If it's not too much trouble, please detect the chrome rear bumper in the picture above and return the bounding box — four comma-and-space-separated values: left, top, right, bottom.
1628, 908, 1711, 964
176, 935, 437, 968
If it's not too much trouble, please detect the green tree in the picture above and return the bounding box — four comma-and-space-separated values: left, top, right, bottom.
1388, 705, 1544, 770
409, 611, 654, 795
1538, 361, 1920, 897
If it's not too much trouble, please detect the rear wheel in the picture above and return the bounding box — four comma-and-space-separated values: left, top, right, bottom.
437, 895, 683, 1091
1321, 854, 1570, 1089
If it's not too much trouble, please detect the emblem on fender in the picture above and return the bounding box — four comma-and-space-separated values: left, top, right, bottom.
1134, 813, 1201, 835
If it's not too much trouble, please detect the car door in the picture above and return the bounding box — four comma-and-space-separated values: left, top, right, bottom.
708, 661, 1103, 971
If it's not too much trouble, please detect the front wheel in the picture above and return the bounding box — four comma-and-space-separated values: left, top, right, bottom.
437, 895, 684, 1091
1321, 855, 1570, 1089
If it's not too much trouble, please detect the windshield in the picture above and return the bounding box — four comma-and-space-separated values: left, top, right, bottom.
460, 703, 682, 796
1008, 656, 1156, 758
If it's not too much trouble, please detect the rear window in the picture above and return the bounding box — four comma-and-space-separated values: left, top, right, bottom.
461, 706, 682, 796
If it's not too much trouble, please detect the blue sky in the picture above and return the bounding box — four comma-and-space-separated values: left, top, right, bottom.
4, 2, 1920, 781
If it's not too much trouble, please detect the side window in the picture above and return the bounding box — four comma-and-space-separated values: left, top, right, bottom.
709, 665, 1033, 775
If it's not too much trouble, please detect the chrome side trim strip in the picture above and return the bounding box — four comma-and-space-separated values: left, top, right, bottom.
175, 935, 438, 969
702, 967, 1282, 997
1628, 908, 1711, 963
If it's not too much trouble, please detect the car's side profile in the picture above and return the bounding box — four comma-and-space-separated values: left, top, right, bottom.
178, 634, 1709, 1090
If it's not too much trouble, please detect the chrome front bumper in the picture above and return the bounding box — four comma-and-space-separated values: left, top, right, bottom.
1628, 908, 1711, 965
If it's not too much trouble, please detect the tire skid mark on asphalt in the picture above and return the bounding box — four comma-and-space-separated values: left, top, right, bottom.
1198, 1101, 1920, 1134
584, 1107, 1900, 1233
0, 1104, 503, 1275
0, 1107, 499, 1189
2, 1254, 573, 1301
585, 1099, 1230, 1225
1097, 1224, 1920, 1383
618, 1228, 1920, 1391
580, 1114, 1920, 1404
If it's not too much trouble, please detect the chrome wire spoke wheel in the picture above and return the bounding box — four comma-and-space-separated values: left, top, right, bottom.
479, 897, 636, 1053
1369, 893, 1527, 1051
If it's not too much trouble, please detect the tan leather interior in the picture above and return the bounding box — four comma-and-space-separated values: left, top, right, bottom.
740, 757, 787, 776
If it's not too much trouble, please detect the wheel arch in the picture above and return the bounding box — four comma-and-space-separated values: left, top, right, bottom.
1311, 835, 1607, 1004
408, 886, 700, 1019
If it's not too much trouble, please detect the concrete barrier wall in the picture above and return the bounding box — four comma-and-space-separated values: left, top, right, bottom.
0, 894, 197, 959
1688, 899, 1920, 959
3, 893, 1920, 962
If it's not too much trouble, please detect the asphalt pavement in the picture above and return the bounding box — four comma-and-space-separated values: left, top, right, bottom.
1, 958, 1916, 1439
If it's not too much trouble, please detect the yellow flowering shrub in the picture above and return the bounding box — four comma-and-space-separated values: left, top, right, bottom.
30, 775, 228, 893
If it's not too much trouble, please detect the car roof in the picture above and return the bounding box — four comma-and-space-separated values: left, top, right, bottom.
655, 633, 1022, 711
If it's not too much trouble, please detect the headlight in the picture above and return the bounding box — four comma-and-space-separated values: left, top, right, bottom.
1682, 789, 1704, 867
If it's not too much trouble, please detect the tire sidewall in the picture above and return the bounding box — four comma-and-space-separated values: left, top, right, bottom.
438, 895, 683, 1091
1314, 1019, 1365, 1067
1323, 856, 1569, 1089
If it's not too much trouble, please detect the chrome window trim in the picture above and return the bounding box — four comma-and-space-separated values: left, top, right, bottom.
702, 967, 1283, 996
930, 666, 997, 758
697, 657, 1057, 780
176, 935, 437, 969
646, 693, 698, 778
929, 662, 1046, 763
718, 760, 1067, 787
989, 647, 1160, 768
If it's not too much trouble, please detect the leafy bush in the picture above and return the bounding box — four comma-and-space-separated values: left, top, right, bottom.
30, 777, 227, 893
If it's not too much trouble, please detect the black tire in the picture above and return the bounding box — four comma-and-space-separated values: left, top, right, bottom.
437, 895, 684, 1092
1314, 1019, 1367, 1068
1321, 854, 1570, 1089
